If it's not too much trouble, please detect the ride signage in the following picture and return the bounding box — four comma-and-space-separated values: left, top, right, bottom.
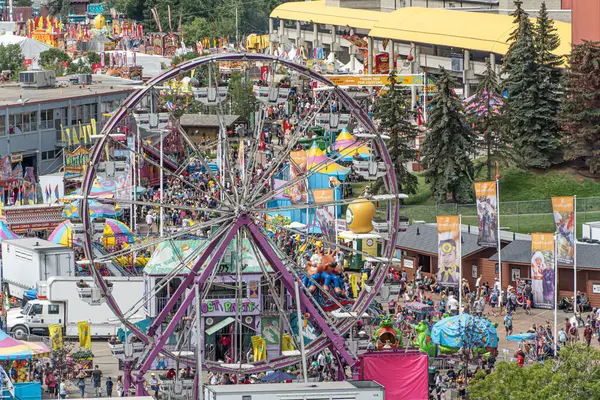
324, 74, 423, 87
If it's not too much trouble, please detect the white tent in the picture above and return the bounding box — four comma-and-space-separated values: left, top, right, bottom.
0, 33, 51, 63
339, 59, 363, 74
104, 50, 171, 78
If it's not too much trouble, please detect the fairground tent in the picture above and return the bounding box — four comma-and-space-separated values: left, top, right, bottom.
0, 34, 51, 68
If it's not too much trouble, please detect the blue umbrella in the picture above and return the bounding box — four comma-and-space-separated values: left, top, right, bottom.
431, 314, 498, 349
259, 371, 296, 382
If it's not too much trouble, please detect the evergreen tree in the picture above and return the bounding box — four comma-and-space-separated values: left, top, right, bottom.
466, 59, 503, 180
534, 1, 563, 154
421, 68, 476, 203
503, 1, 558, 168
372, 70, 418, 195
560, 41, 600, 173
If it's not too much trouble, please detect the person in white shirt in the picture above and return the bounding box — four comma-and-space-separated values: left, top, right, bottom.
447, 295, 459, 316
476, 275, 483, 290
145, 213, 154, 236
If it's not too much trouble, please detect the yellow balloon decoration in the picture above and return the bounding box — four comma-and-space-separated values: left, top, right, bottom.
346, 198, 375, 234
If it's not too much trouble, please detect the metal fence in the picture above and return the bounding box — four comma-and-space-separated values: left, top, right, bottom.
401, 196, 600, 234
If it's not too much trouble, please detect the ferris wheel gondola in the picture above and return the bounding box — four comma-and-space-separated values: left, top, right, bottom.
80, 53, 401, 398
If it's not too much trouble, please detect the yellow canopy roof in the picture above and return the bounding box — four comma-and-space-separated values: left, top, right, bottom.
270, 0, 382, 30
271, 2, 572, 57
370, 7, 571, 57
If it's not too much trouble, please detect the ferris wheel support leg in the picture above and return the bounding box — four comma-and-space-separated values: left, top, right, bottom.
247, 221, 356, 368
135, 221, 242, 386
146, 223, 237, 337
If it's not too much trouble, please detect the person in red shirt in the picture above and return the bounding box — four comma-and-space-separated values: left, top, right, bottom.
166, 369, 176, 380
584, 323, 593, 346
515, 349, 525, 367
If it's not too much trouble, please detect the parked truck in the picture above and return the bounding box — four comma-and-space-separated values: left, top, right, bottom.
1, 238, 76, 300
7, 276, 144, 339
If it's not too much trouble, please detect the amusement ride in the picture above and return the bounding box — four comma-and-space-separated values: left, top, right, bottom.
78, 53, 404, 398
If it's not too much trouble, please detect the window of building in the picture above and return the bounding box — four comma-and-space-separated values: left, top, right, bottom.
40, 109, 54, 130
0, 115, 5, 136
48, 304, 60, 314
42, 150, 56, 160
10, 112, 37, 133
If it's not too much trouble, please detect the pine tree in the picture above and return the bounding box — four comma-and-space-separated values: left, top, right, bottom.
534, 1, 563, 155
421, 68, 476, 203
560, 41, 600, 173
466, 59, 503, 180
372, 70, 418, 195
503, 1, 558, 168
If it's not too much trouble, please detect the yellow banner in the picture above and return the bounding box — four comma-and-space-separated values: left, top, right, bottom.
531, 233, 555, 309
48, 324, 63, 350
251, 335, 267, 361
350, 274, 358, 298
437, 216, 461, 286
280, 334, 295, 352
78, 321, 92, 350
551, 196, 575, 264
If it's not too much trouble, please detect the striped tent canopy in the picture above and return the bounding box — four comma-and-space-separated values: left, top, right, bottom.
0, 330, 50, 360
0, 222, 18, 242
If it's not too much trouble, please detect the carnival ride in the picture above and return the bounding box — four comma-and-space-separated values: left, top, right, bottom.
78, 53, 402, 398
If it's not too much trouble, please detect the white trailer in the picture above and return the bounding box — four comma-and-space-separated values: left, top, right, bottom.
203, 381, 385, 400
7, 276, 144, 339
1, 238, 75, 300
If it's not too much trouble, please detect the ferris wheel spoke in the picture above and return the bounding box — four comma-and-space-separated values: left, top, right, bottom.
98, 197, 230, 216
103, 134, 228, 209
92, 215, 233, 264
248, 137, 373, 209
170, 118, 237, 207
246, 89, 336, 204
246, 221, 355, 366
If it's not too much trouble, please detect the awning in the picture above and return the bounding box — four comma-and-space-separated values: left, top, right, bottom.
206, 317, 235, 336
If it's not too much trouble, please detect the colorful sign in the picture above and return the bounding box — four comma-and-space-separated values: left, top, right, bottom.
313, 189, 335, 242
288, 150, 307, 204
324, 74, 424, 87
64, 146, 91, 178
10, 154, 22, 163
531, 233, 555, 309
201, 299, 259, 316
552, 196, 575, 264
437, 216, 461, 287
474, 181, 498, 247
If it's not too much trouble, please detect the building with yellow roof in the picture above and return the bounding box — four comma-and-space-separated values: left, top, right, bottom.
269, 0, 572, 97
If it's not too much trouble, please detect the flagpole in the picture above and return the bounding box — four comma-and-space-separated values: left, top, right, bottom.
496, 178, 502, 306
459, 214, 463, 314
573, 195, 577, 314
554, 232, 558, 356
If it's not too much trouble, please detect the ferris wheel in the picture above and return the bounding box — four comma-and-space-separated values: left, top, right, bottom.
79, 53, 402, 397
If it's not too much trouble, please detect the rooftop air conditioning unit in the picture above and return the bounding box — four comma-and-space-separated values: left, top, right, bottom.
18, 70, 56, 89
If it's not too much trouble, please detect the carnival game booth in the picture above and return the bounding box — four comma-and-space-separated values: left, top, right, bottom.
0, 329, 52, 400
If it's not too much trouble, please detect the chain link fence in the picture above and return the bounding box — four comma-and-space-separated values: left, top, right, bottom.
401, 197, 600, 234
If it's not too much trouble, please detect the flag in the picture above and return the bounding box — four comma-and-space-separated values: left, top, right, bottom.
90, 118, 97, 137
60, 124, 66, 143
474, 181, 498, 247
436, 216, 461, 287
48, 324, 63, 350
551, 196, 575, 264
280, 334, 295, 352
72, 125, 80, 145
54, 185, 59, 201
78, 321, 92, 349
239, 140, 245, 183
531, 233, 555, 309
165, 101, 174, 112
251, 335, 267, 361
65, 127, 71, 146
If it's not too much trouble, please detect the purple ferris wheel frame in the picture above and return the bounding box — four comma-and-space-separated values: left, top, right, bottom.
80, 53, 401, 394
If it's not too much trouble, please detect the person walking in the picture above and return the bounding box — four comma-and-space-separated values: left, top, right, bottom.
92, 365, 103, 397
58, 379, 67, 399
584, 323, 593, 347
504, 312, 513, 338
106, 376, 114, 397
148, 373, 161, 399
76, 370, 87, 398
116, 376, 124, 397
